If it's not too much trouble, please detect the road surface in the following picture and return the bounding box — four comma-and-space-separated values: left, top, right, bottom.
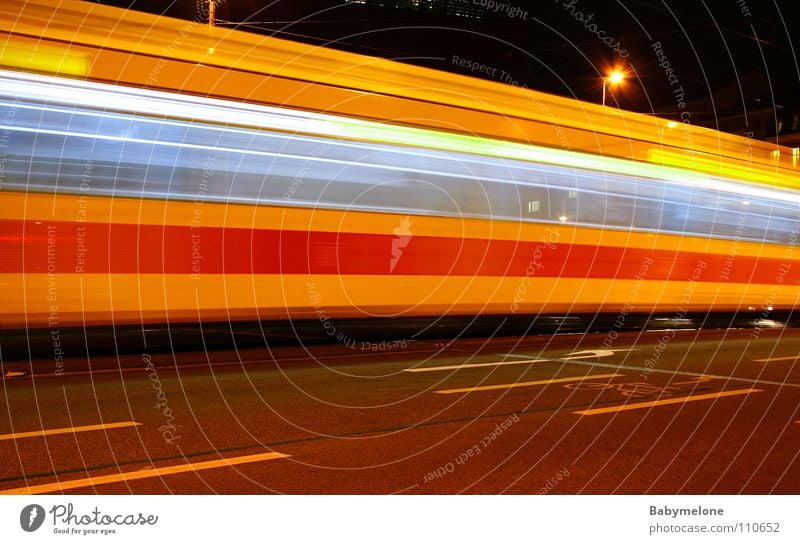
2, 327, 799, 494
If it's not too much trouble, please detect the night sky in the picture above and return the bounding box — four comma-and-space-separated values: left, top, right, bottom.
95, 1, 799, 123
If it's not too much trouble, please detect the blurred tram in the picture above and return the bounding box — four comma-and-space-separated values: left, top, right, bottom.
1, 0, 799, 335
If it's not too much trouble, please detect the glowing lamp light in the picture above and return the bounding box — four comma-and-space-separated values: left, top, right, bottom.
602, 70, 625, 107
608, 71, 625, 85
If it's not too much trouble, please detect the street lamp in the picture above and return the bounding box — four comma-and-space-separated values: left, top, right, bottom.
602, 70, 625, 107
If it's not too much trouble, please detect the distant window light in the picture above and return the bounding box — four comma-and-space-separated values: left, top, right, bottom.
345, 0, 484, 18
568, 190, 577, 199
528, 200, 541, 213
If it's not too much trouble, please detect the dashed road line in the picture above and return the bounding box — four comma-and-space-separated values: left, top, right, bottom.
573, 388, 762, 416
0, 452, 290, 495
0, 421, 142, 442
754, 355, 800, 363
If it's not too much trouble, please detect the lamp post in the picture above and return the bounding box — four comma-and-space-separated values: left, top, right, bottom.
602, 70, 625, 107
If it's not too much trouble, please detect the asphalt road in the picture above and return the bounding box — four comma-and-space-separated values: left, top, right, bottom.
1, 327, 799, 494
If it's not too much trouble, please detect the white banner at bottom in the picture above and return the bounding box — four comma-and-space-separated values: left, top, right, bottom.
1, 495, 796, 543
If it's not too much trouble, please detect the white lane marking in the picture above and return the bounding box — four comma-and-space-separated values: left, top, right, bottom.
404, 359, 549, 373
434, 373, 622, 394
405, 349, 636, 373
574, 388, 762, 416
503, 353, 800, 389
563, 349, 639, 357
0, 452, 290, 495
0, 421, 142, 442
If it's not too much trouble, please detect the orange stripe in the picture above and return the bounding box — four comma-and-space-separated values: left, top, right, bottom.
2, 273, 798, 328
